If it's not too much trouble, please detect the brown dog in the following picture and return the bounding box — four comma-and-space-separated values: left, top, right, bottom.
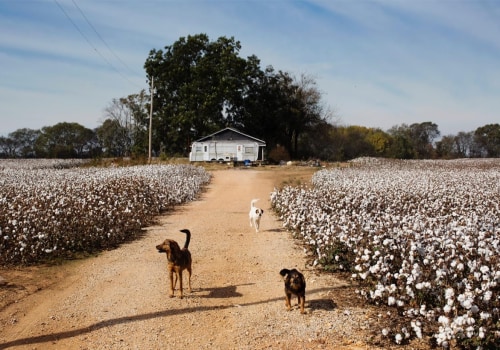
156, 229, 192, 298
279, 268, 306, 314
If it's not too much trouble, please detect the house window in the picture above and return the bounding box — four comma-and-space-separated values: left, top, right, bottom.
195, 146, 202, 152
245, 147, 254, 153
204, 145, 208, 152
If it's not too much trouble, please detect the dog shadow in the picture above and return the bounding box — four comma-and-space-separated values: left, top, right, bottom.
196, 283, 254, 298
307, 298, 337, 311
266, 227, 286, 233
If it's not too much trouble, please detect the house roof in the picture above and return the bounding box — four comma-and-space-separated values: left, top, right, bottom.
194, 127, 266, 145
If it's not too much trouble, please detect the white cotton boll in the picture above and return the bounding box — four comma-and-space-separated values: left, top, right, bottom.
465, 326, 474, 338
402, 327, 410, 339
435, 269, 445, 280
438, 315, 450, 325
480, 265, 489, 274
454, 315, 465, 326
420, 305, 428, 316
483, 290, 492, 302
466, 316, 475, 326
411, 320, 422, 338
443, 304, 452, 313
388, 296, 396, 306
461, 298, 473, 309
397, 299, 405, 307
395, 333, 402, 344
382, 328, 389, 336
445, 288, 454, 299
480, 312, 490, 320
470, 305, 479, 314
478, 327, 485, 339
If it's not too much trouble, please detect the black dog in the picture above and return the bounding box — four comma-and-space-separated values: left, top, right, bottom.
279, 268, 306, 314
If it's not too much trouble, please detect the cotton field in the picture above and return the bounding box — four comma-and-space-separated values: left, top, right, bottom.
0, 160, 211, 265
271, 158, 500, 349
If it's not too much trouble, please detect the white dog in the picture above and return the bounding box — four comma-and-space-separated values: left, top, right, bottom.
249, 199, 264, 232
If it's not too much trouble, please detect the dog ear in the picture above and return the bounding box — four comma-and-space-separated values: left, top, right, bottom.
168, 241, 181, 258
279, 269, 290, 277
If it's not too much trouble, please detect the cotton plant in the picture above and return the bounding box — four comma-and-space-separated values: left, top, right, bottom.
0, 162, 210, 265
271, 158, 500, 348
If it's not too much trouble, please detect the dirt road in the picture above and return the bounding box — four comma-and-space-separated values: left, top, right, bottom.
0, 168, 383, 350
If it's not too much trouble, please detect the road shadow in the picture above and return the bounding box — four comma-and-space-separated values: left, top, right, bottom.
307, 298, 337, 311
194, 283, 254, 298
265, 227, 286, 233
0, 286, 344, 349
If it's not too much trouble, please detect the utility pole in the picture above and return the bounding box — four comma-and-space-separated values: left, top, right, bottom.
148, 76, 154, 163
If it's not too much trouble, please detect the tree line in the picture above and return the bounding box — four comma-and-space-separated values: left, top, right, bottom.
1, 34, 499, 160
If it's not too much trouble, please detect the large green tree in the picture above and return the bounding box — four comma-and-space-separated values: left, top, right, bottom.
35, 122, 97, 158
144, 34, 262, 155
0, 128, 41, 158
408, 122, 440, 158
474, 123, 500, 157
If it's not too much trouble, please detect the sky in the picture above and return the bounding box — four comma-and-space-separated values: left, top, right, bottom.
1, 0, 499, 137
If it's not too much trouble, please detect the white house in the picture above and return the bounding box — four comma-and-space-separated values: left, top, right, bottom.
189, 127, 266, 163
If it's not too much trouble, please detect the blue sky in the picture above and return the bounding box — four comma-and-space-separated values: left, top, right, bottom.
1, 0, 499, 137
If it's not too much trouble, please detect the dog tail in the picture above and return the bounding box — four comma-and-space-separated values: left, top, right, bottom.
279, 268, 291, 277
179, 229, 191, 249
251, 199, 260, 207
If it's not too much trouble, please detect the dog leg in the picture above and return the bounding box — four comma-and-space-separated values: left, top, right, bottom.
299, 295, 306, 314
178, 271, 183, 298
173, 273, 178, 291
284, 291, 292, 311
168, 269, 175, 298
187, 265, 192, 293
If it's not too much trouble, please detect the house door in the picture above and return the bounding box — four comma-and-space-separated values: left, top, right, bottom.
236, 145, 243, 161
203, 144, 209, 161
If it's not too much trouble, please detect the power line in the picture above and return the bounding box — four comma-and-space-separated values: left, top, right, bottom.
71, 0, 137, 76
53, 0, 143, 89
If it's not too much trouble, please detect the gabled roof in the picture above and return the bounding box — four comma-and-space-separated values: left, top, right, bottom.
194, 127, 266, 145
